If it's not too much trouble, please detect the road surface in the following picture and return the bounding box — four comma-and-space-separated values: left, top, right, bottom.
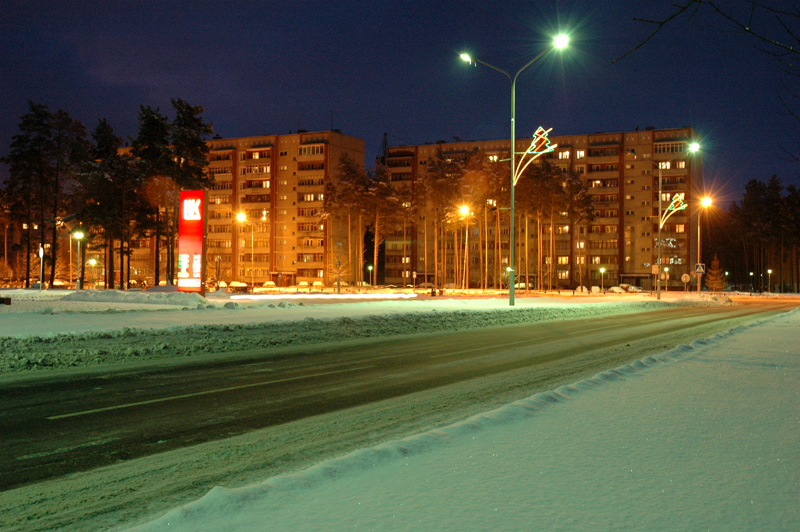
0, 299, 795, 531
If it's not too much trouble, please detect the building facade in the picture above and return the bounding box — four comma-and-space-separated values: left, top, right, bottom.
381, 127, 703, 290
130, 130, 364, 287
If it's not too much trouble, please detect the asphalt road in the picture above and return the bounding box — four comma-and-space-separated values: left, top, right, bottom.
0, 300, 794, 493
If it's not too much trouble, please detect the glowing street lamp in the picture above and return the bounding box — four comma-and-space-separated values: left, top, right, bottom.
767, 269, 773, 292
698, 196, 712, 294
600, 267, 606, 291
368, 265, 374, 287
664, 266, 669, 292
73, 230, 85, 290
460, 33, 569, 306
88, 258, 97, 287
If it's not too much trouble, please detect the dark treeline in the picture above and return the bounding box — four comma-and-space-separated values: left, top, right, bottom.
1, 100, 212, 288
706, 176, 800, 292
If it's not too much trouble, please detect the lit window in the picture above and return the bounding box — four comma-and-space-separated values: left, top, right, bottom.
559, 151, 570, 160
576, 150, 585, 159
658, 161, 671, 170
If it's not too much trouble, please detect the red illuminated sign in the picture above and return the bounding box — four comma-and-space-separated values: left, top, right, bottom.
177, 190, 207, 295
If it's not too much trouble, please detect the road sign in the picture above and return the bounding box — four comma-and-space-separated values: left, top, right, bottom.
695, 263, 706, 275
681, 273, 691, 284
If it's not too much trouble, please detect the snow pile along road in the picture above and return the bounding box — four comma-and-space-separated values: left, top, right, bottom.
0, 289, 703, 375
130, 309, 800, 532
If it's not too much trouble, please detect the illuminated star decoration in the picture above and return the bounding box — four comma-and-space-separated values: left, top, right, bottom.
659, 192, 687, 229
514, 127, 558, 186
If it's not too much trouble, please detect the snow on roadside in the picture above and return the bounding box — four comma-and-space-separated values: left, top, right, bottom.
128, 309, 800, 532
0, 289, 717, 376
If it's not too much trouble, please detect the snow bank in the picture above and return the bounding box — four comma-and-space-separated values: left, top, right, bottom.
130, 310, 800, 531
0, 289, 690, 375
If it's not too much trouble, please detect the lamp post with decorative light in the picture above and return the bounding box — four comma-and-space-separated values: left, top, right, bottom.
460, 33, 569, 305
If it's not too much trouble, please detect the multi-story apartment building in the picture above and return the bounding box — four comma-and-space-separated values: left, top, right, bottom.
381, 127, 702, 290
130, 130, 364, 287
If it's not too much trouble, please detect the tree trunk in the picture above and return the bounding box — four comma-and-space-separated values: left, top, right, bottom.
154, 205, 162, 286
373, 209, 380, 286
423, 214, 428, 286
107, 236, 115, 289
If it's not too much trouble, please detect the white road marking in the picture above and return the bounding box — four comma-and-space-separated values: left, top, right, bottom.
47, 365, 373, 421
16, 437, 119, 461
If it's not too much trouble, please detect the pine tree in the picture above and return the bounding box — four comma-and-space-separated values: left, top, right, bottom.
705, 254, 726, 291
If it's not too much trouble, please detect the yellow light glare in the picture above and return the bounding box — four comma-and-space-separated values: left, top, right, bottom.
236, 212, 247, 223
459, 205, 470, 216
701, 197, 712, 208
689, 142, 700, 153
73, 230, 84, 240
460, 53, 472, 63
554, 34, 569, 49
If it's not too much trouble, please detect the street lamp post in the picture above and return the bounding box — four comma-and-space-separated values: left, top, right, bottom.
89, 258, 97, 287
368, 265, 373, 287
73, 230, 85, 290
664, 266, 669, 292
767, 269, 773, 292
600, 267, 606, 291
460, 34, 568, 306
627, 143, 699, 300
38, 245, 44, 290
698, 196, 712, 294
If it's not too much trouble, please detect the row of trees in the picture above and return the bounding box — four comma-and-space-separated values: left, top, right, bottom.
708, 176, 800, 292
324, 149, 594, 290
1, 99, 212, 288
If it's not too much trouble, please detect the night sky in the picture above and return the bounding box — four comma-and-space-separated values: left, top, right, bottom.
2, 1, 798, 203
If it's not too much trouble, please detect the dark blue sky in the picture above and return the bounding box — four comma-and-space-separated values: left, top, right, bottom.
1, 1, 797, 203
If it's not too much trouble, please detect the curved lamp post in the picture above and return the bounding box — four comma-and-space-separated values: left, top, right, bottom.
460, 34, 568, 306
626, 142, 700, 300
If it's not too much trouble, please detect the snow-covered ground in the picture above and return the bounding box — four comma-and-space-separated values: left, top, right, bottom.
0, 288, 796, 531
0, 287, 698, 375
129, 305, 799, 531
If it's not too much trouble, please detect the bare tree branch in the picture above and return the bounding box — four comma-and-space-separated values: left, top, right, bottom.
706, 1, 800, 56
612, 1, 701, 63
614, 1, 800, 63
